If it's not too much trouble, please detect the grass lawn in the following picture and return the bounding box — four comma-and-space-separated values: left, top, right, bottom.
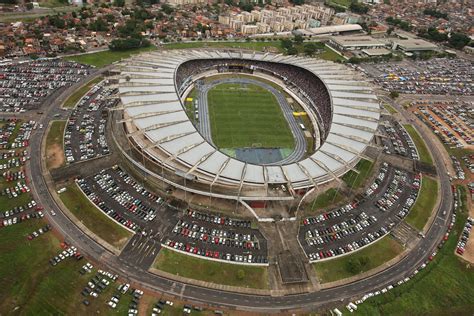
405, 176, 439, 231
59, 183, 132, 249
314, 236, 403, 283
208, 82, 294, 149
403, 124, 433, 165
0, 193, 32, 212
154, 248, 269, 289
309, 188, 344, 211
64, 45, 157, 68
0, 218, 134, 314
383, 103, 398, 114
45, 120, 66, 170
353, 185, 474, 315
342, 159, 374, 189
0, 219, 82, 314
318, 46, 345, 62
63, 76, 103, 108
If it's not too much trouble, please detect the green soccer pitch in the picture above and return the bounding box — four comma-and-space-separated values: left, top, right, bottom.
207, 82, 295, 150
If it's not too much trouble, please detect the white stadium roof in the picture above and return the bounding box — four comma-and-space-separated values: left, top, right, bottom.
118, 49, 380, 191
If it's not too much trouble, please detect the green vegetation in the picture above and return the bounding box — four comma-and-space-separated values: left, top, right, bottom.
59, 183, 132, 248
327, 0, 351, 7
349, 2, 369, 14
45, 120, 66, 170
354, 185, 474, 315
342, 159, 374, 189
109, 38, 151, 51
0, 219, 136, 314
0, 220, 79, 314
0, 193, 32, 213
318, 46, 346, 62
389, 91, 399, 99
403, 124, 433, 165
208, 82, 294, 149
164, 41, 284, 52
314, 236, 403, 283
154, 248, 269, 289
385, 16, 413, 32
405, 176, 438, 231
383, 103, 398, 114
45, 120, 65, 149
63, 76, 103, 108
423, 8, 448, 19
64, 45, 156, 67
309, 188, 344, 211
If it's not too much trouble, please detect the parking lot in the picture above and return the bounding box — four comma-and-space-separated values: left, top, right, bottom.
362, 58, 473, 95
165, 209, 268, 264
0, 119, 38, 211
73, 163, 269, 266
0, 59, 92, 113
300, 163, 421, 261
64, 81, 117, 163
380, 117, 419, 160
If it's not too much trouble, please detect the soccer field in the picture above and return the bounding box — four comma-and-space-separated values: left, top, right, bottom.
208, 83, 295, 149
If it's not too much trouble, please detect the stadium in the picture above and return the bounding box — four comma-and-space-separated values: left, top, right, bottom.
112, 49, 380, 208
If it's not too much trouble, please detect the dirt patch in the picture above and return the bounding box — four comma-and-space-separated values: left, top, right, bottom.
461, 196, 474, 263
463, 238, 474, 264
46, 143, 65, 170
138, 294, 154, 315
115, 236, 130, 249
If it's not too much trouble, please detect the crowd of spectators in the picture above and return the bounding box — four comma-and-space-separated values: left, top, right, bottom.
370, 58, 473, 95
0, 59, 92, 113
176, 58, 332, 139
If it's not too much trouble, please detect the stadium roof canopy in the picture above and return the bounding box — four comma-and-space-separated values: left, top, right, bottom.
117, 49, 380, 191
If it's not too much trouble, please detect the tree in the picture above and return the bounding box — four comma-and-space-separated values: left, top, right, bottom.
287, 46, 298, 55
345, 259, 361, 274
109, 38, 151, 50
237, 269, 245, 280
303, 42, 318, 56
280, 38, 293, 50
161, 4, 174, 15
390, 91, 399, 99
89, 18, 108, 32
48, 15, 66, 29
294, 34, 304, 45
114, 0, 125, 7
239, 2, 253, 12
349, 2, 369, 14
448, 33, 470, 50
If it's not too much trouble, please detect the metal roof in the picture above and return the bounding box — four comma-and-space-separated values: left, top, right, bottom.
118, 49, 380, 189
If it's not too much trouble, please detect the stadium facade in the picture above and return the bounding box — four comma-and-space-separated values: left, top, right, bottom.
113, 49, 380, 202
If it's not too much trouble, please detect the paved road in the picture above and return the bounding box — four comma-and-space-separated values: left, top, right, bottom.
22, 72, 454, 312
195, 77, 307, 165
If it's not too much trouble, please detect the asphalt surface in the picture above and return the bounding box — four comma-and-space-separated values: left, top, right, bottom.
299, 165, 419, 259
195, 77, 307, 165
22, 68, 454, 312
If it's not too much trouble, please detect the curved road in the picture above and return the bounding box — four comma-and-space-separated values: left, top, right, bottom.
195, 77, 308, 165
26, 73, 453, 312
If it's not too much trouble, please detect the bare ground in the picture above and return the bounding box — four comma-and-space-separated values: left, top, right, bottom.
46, 143, 65, 170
